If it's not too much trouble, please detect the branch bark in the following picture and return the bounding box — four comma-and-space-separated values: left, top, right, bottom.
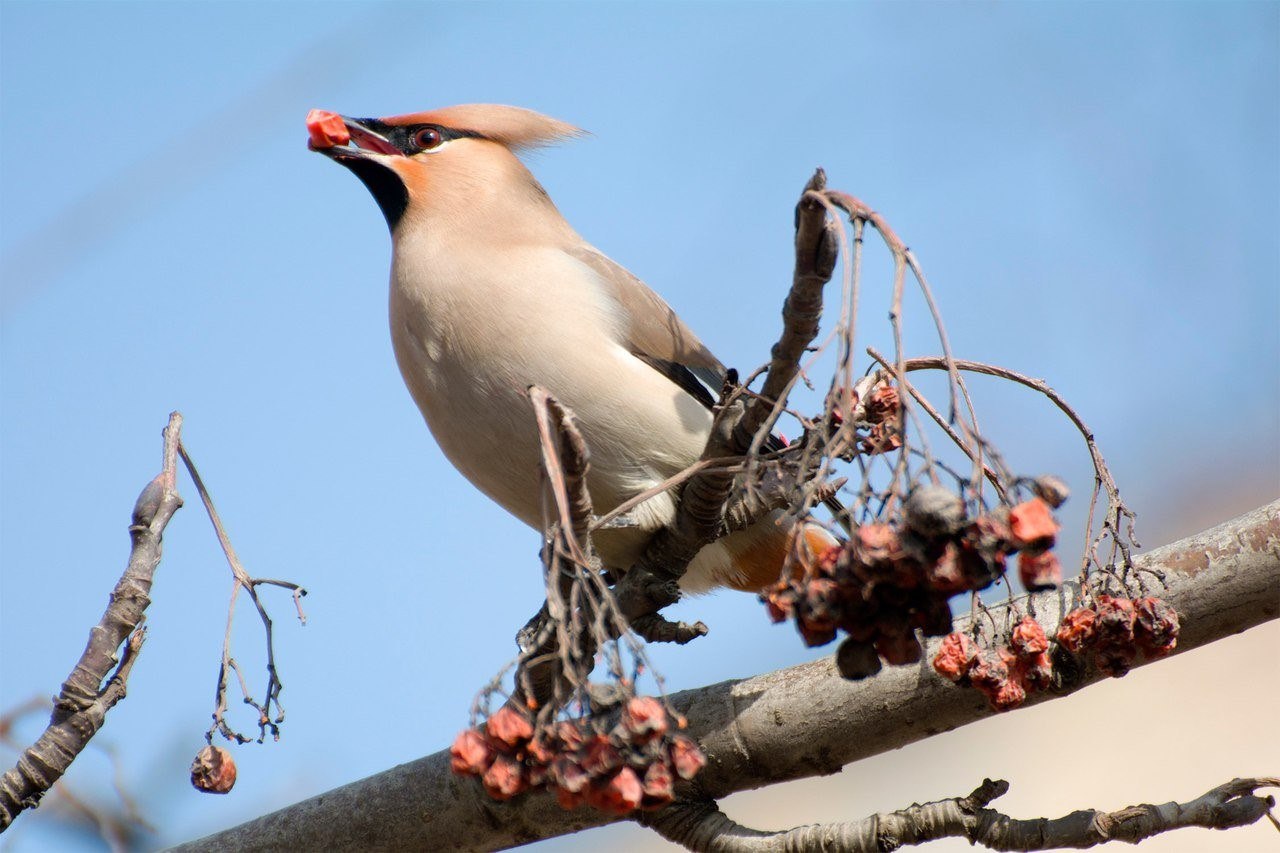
169, 500, 1280, 852
0, 413, 184, 830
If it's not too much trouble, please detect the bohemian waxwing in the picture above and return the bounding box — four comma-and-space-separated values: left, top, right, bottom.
309, 104, 835, 593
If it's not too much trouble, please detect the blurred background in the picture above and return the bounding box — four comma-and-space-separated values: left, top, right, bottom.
1, 2, 1276, 851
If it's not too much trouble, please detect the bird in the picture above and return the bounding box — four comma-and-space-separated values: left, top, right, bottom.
308, 104, 836, 594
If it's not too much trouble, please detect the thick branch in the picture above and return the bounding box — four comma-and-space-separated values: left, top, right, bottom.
170, 501, 1280, 852
0, 413, 184, 830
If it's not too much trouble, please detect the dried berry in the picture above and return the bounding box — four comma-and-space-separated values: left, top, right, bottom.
190, 745, 237, 794
1056, 606, 1098, 653
1095, 644, 1137, 678
485, 706, 534, 749
669, 735, 706, 781
450, 729, 495, 776
862, 422, 903, 455
836, 637, 883, 680
1094, 595, 1137, 646
1008, 498, 1059, 548
640, 760, 675, 809
550, 755, 591, 794
932, 632, 978, 682
586, 766, 643, 815
989, 676, 1027, 711
875, 629, 923, 666
925, 542, 968, 594
762, 583, 797, 623
968, 649, 1010, 691
1019, 651, 1054, 692
482, 753, 527, 800
1134, 596, 1180, 657
911, 594, 955, 637
856, 523, 898, 565
622, 696, 669, 743
555, 720, 585, 752
1010, 616, 1049, 658
1017, 549, 1062, 591
865, 385, 900, 424
582, 735, 623, 776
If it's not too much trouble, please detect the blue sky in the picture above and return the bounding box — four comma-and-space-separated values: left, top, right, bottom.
2, 2, 1277, 850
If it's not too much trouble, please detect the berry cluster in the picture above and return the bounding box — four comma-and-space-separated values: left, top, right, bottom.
1057, 594, 1180, 676
932, 616, 1053, 711
762, 492, 1063, 680
932, 594, 1180, 711
449, 698, 706, 814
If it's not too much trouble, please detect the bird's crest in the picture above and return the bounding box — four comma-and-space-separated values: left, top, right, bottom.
380, 104, 584, 151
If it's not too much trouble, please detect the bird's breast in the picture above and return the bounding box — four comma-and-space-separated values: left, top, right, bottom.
387, 241, 713, 564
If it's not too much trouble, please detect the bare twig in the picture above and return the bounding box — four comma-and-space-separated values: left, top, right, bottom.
0, 412, 184, 830
177, 442, 307, 745
638, 777, 1280, 851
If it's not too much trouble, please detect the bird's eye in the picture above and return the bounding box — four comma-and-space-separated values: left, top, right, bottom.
413, 127, 445, 151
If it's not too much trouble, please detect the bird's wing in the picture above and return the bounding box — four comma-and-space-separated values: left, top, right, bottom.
569, 246, 726, 407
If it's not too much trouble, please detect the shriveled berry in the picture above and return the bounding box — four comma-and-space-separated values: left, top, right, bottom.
1010, 616, 1049, 658
1134, 596, 1180, 657
865, 385, 900, 424
932, 632, 978, 682
762, 582, 798, 623
875, 630, 923, 666
1019, 651, 1054, 692
1056, 606, 1098, 653
968, 649, 1010, 691
485, 706, 534, 749
640, 760, 675, 809
911, 594, 955, 637
925, 542, 968, 594
1095, 644, 1137, 677
836, 637, 883, 680
989, 676, 1027, 711
1094, 595, 1137, 646
550, 755, 590, 794
190, 745, 237, 794
622, 696, 669, 743
582, 735, 623, 776
482, 753, 527, 800
1017, 550, 1062, 591
586, 766, 643, 815
856, 523, 898, 565
449, 729, 495, 776
1008, 498, 1059, 548
862, 422, 903, 455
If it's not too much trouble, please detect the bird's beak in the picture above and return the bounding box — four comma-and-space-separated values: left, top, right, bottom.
308, 111, 401, 161
307, 110, 410, 230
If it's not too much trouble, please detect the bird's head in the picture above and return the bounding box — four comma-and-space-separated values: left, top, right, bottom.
307, 104, 582, 231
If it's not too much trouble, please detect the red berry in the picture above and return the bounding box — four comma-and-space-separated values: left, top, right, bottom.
449, 729, 495, 776
932, 632, 978, 682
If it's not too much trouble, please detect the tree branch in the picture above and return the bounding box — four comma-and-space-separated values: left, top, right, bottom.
169, 500, 1280, 852
0, 413, 184, 830
637, 777, 1279, 851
